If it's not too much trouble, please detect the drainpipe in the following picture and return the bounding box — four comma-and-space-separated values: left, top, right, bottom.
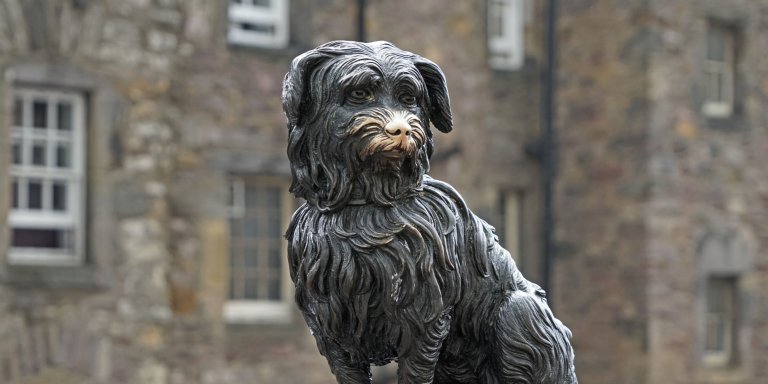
541, 0, 558, 306
357, 0, 367, 42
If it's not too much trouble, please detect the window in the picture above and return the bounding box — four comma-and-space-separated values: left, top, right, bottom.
7, 88, 86, 265
227, 0, 289, 49
224, 177, 293, 323
703, 22, 736, 117
488, 0, 525, 70
703, 276, 738, 367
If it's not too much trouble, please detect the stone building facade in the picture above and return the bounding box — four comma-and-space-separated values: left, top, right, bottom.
554, 0, 768, 383
1, 0, 767, 384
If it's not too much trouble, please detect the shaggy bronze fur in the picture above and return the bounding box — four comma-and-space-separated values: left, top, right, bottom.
283, 40, 577, 383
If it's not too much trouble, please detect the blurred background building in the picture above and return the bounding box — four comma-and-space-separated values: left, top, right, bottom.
0, 0, 766, 383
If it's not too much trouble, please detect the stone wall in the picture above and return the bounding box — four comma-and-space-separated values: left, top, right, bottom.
554, 0, 768, 383
645, 1, 768, 383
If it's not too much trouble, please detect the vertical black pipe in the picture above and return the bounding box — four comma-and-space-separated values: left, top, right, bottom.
357, 0, 367, 42
541, 0, 558, 305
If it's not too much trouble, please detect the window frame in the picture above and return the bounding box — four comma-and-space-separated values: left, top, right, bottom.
703, 21, 736, 118
223, 175, 294, 324
227, 0, 290, 49
487, 0, 525, 71
7, 87, 87, 266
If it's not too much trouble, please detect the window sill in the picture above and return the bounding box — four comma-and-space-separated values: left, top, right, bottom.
224, 300, 293, 325
2, 264, 105, 290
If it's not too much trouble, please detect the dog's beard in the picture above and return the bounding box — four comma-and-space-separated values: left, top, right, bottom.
340, 109, 430, 205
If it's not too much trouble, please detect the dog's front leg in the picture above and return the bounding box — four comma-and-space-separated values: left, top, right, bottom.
317, 338, 372, 384
397, 312, 451, 384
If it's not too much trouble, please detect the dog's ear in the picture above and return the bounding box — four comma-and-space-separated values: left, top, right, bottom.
282, 49, 333, 128
414, 57, 452, 133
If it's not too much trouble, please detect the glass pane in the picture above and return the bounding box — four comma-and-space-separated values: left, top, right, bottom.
268, 244, 281, 269
11, 228, 71, 249
52, 181, 67, 211
244, 277, 259, 299
28, 179, 43, 209
230, 218, 242, 237
32, 100, 47, 128
245, 185, 259, 208
707, 27, 727, 62
13, 98, 23, 126
253, 0, 271, 7
267, 277, 281, 300
244, 248, 259, 267
57, 102, 73, 131
489, 1, 505, 38
228, 273, 237, 298
265, 187, 280, 206
11, 179, 19, 209
243, 218, 258, 237
707, 70, 720, 101
32, 141, 46, 166
238, 22, 275, 34
12, 140, 22, 165
706, 316, 725, 351
56, 143, 71, 168
266, 212, 281, 236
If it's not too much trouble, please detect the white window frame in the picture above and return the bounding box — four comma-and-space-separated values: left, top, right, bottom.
703, 276, 737, 367
227, 0, 289, 49
223, 176, 294, 324
703, 22, 735, 118
488, 0, 525, 70
8, 88, 86, 266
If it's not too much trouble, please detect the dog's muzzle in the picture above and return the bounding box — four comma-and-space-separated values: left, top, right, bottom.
349, 109, 426, 163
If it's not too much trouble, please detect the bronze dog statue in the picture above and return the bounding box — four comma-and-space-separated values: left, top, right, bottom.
283, 40, 577, 383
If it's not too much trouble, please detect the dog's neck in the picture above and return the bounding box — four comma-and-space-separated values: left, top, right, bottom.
345, 172, 424, 207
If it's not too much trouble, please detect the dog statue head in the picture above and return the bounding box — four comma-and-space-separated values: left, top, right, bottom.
282, 41, 452, 211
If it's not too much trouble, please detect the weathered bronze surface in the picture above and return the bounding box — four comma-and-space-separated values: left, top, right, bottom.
283, 40, 577, 383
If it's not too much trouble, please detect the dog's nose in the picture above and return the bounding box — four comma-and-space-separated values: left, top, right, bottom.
384, 119, 412, 138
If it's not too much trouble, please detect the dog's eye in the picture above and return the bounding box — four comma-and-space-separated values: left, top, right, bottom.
400, 94, 417, 106
348, 89, 374, 103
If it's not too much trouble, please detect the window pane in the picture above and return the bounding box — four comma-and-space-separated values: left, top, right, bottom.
32, 141, 46, 166
57, 102, 73, 131
705, 277, 736, 354
56, 143, 71, 168
265, 187, 280, 206
265, 211, 281, 236
11, 228, 71, 249
13, 98, 23, 126
267, 277, 281, 300
52, 181, 67, 211
489, 1, 506, 38
11, 179, 19, 209
244, 248, 259, 267
244, 277, 258, 299
28, 179, 43, 209
243, 218, 258, 237
32, 100, 47, 128
245, 185, 259, 207
268, 244, 281, 269
238, 22, 276, 35
229, 272, 238, 298
707, 27, 727, 62
12, 139, 23, 165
